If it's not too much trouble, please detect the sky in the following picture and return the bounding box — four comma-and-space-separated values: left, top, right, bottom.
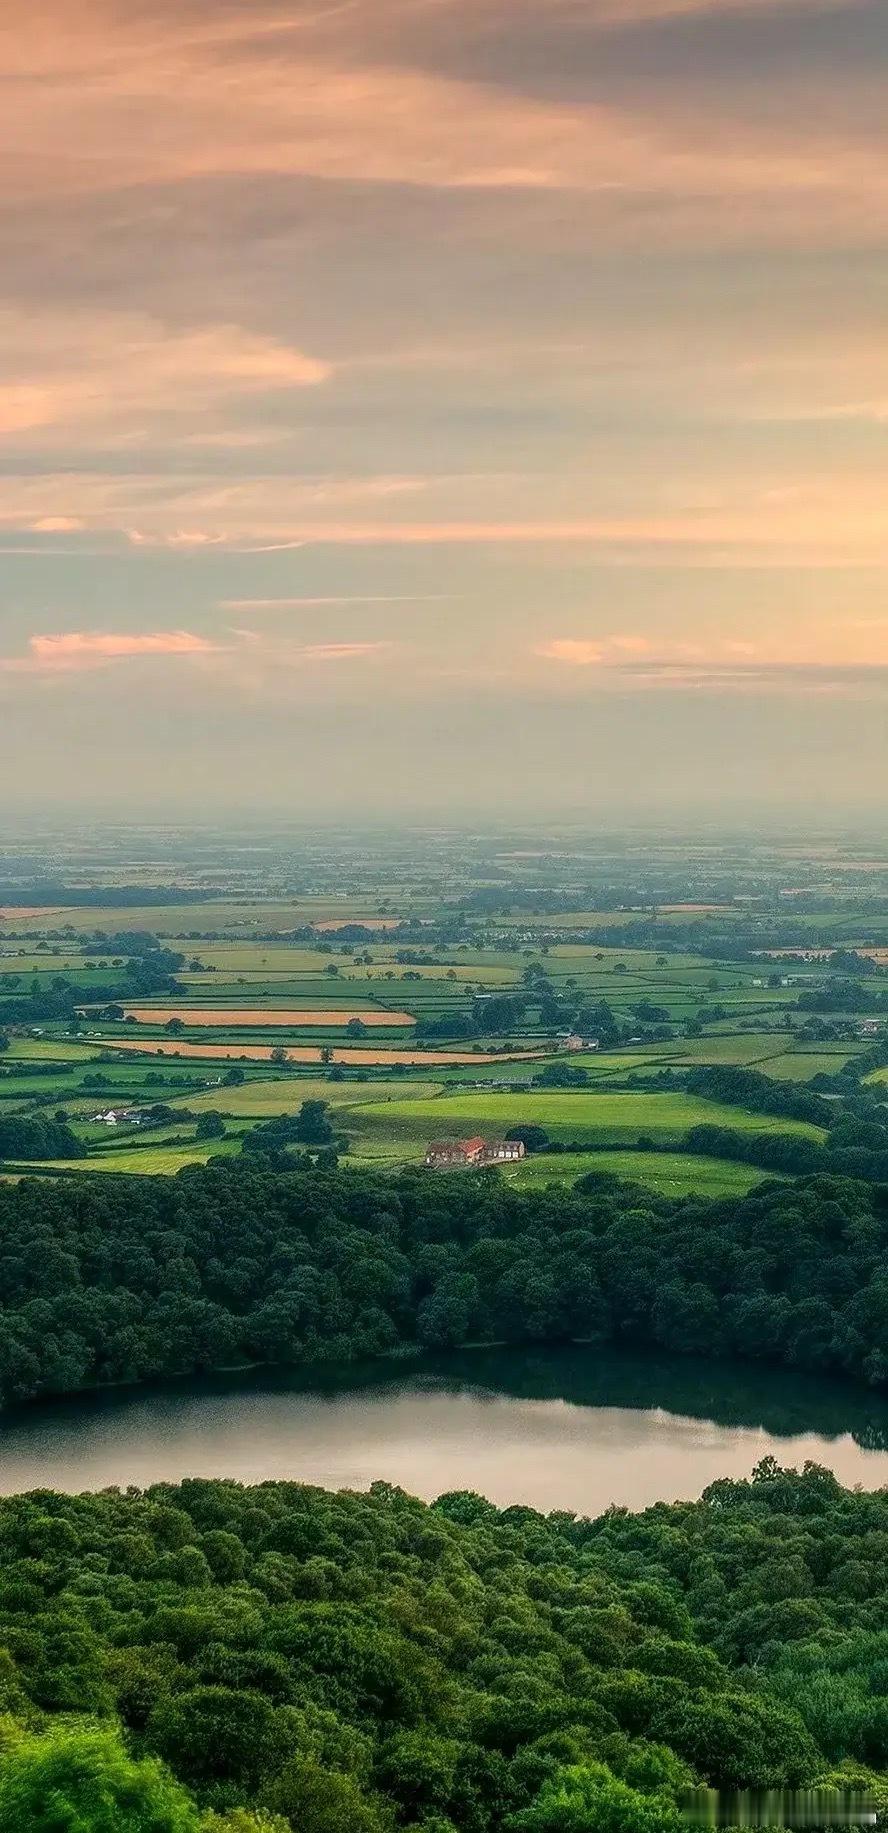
2, 0, 887, 819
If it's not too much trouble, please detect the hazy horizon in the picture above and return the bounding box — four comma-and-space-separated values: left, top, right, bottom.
2, 0, 886, 815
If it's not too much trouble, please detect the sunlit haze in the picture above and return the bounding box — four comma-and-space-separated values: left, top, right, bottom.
2, 0, 887, 816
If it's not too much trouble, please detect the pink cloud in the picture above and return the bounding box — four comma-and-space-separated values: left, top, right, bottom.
28, 516, 85, 533
0, 309, 330, 446
299, 643, 392, 662
26, 630, 222, 671
609, 634, 651, 654
220, 596, 447, 611
0, 628, 394, 682
536, 640, 604, 665
5, 0, 882, 227
126, 529, 231, 549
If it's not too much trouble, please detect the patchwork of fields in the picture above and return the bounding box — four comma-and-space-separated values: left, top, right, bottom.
1, 864, 884, 1194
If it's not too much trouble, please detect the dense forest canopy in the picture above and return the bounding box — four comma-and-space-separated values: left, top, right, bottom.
0, 1464, 886, 1830
1, 1163, 888, 1410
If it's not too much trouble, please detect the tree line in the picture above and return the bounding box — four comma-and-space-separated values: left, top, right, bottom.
1, 1163, 888, 1408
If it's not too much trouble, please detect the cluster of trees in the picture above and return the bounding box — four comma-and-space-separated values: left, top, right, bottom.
0, 1113, 86, 1161
798, 980, 888, 1015
0, 984, 86, 1026
241, 1101, 339, 1161
680, 1064, 835, 1129
0, 934, 185, 1032
1, 1464, 887, 1829
532, 1065, 590, 1090
673, 1109, 888, 1186
0, 883, 213, 908
2, 1162, 888, 1407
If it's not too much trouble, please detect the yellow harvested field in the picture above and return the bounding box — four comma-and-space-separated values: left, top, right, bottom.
99, 1039, 544, 1067
313, 917, 405, 931
0, 906, 71, 919
109, 1007, 415, 1028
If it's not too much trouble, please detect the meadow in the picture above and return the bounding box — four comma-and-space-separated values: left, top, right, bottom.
117, 1004, 417, 1027
343, 1088, 825, 1165
502, 1148, 778, 1196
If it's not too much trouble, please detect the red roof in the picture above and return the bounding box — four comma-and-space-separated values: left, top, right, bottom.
427, 1137, 487, 1156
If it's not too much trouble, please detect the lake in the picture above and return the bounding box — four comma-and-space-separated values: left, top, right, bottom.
3, 1345, 888, 1511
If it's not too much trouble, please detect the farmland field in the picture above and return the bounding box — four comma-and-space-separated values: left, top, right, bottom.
115, 1005, 416, 1028
37, 1140, 244, 1175
174, 1077, 445, 1116
344, 1089, 825, 1164
0, 825, 884, 1183
96, 1039, 543, 1066
502, 1150, 778, 1197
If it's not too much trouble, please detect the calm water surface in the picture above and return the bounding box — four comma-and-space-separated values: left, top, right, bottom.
3, 1347, 888, 1511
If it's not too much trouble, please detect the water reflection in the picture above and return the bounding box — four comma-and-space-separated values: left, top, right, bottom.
430, 1345, 888, 1451
0, 1345, 887, 1510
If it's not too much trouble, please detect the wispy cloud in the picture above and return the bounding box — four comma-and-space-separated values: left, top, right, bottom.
533, 636, 888, 695
0, 309, 329, 442
4, 0, 884, 229
28, 516, 85, 534
0, 626, 394, 680
220, 595, 450, 611
536, 639, 604, 665
1, 630, 223, 674
298, 642, 392, 662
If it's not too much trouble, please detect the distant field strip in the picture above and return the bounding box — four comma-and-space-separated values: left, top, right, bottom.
176, 1078, 446, 1116
107, 1006, 416, 1028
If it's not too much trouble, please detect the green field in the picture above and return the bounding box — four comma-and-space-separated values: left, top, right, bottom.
502, 1150, 779, 1197
345, 1088, 824, 1165
760, 1051, 858, 1080
37, 1139, 244, 1175
173, 1076, 445, 1117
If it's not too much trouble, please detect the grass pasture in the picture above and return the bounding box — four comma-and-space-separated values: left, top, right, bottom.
758, 1051, 859, 1080
344, 1088, 825, 1165
173, 1077, 445, 1117
116, 1005, 417, 1028
502, 1150, 779, 1197
37, 1139, 244, 1176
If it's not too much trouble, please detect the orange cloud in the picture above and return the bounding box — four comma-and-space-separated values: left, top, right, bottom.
4, 0, 884, 232
28, 516, 85, 533
594, 0, 841, 19
3, 475, 888, 564
536, 640, 604, 665
25, 630, 222, 670
0, 309, 330, 443
298, 643, 392, 662
0, 627, 397, 683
